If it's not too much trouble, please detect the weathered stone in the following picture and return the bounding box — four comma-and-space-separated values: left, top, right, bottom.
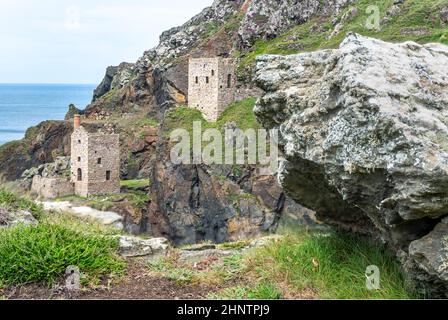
42, 201, 124, 230
441, 6, 448, 24
118, 236, 169, 258
0, 208, 38, 228
407, 218, 448, 297
238, 0, 350, 48
254, 33, 448, 296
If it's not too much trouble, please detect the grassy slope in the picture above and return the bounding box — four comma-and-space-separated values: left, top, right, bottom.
149, 230, 416, 299
238, 0, 448, 76
164, 97, 259, 134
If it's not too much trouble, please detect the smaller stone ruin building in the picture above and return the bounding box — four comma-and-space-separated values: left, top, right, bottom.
70, 115, 121, 197
188, 57, 236, 122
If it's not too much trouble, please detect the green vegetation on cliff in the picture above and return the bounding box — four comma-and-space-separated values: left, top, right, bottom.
238, 0, 448, 77
164, 97, 259, 134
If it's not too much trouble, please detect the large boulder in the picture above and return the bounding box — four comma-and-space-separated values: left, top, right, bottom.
254, 33, 448, 297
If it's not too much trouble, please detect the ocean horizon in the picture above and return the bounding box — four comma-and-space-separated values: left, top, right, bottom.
0, 83, 96, 145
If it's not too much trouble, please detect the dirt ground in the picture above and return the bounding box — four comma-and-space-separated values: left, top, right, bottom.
1, 260, 221, 300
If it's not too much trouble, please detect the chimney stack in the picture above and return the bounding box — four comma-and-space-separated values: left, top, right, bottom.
74, 114, 81, 129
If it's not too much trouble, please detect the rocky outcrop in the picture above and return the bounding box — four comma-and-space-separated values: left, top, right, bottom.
147, 127, 316, 245
0, 121, 71, 183
254, 33, 448, 297
22, 156, 71, 181
118, 236, 169, 258
407, 218, 448, 297
238, 0, 350, 48
92, 63, 134, 102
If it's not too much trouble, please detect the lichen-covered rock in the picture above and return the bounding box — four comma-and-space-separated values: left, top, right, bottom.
441, 6, 448, 24
118, 236, 169, 258
0, 208, 38, 228
255, 33, 448, 296
238, 0, 350, 48
22, 156, 71, 181
407, 218, 448, 297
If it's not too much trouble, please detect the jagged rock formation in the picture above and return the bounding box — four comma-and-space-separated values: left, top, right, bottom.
0, 121, 71, 182
148, 126, 316, 245
22, 156, 71, 181
238, 0, 350, 47
255, 33, 448, 297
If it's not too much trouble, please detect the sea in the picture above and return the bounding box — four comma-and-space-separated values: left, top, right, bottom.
0, 84, 96, 145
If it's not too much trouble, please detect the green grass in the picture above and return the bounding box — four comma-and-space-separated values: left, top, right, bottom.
163, 98, 262, 163
120, 179, 150, 189
237, 0, 448, 78
164, 97, 259, 134
56, 188, 150, 212
0, 189, 44, 219
0, 223, 125, 286
244, 231, 417, 299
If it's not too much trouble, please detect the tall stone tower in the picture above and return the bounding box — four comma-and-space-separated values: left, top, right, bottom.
70, 115, 121, 197
188, 57, 236, 122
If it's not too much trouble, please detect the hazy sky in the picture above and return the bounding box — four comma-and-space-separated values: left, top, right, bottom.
0, 0, 213, 84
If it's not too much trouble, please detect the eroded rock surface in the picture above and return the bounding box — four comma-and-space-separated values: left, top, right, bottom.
255, 33, 448, 296
0, 208, 38, 228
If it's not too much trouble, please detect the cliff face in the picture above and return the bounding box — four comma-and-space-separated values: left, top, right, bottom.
1, 0, 445, 254
254, 33, 448, 297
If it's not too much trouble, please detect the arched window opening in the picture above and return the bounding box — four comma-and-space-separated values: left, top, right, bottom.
77, 168, 82, 181
211, 70, 215, 76
206, 76, 209, 84
195, 76, 199, 84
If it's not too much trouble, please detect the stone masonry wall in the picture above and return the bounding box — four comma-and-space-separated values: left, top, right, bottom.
71, 127, 89, 197
188, 57, 236, 122
86, 134, 121, 195
31, 176, 74, 199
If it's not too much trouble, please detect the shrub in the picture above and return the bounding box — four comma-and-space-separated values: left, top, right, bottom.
0, 189, 43, 219
0, 224, 125, 286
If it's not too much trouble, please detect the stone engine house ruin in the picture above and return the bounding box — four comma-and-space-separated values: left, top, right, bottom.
70, 115, 120, 197
188, 57, 236, 122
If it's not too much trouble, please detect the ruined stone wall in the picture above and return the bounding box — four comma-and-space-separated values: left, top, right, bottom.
71, 128, 89, 197
86, 134, 121, 195
31, 176, 74, 199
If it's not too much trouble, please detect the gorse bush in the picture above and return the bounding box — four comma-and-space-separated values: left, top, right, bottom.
0, 189, 44, 219
0, 223, 125, 286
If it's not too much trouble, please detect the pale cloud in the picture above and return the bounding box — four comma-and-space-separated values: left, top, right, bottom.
0, 0, 213, 84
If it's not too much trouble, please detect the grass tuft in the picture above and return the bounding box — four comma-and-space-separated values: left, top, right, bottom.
244, 231, 417, 299
0, 189, 44, 219
0, 223, 125, 286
